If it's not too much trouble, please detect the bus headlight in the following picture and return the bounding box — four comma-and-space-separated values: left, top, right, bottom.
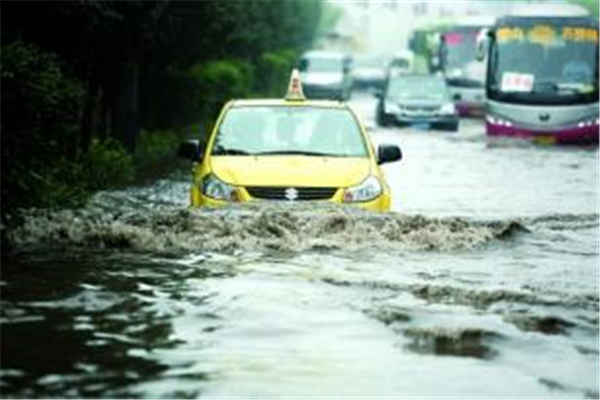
486, 115, 513, 127
577, 118, 599, 128
343, 176, 383, 203
201, 173, 237, 201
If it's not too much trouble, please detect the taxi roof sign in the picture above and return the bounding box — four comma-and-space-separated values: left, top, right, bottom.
285, 68, 306, 101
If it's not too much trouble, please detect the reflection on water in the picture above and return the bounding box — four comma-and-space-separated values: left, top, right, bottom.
1, 94, 598, 398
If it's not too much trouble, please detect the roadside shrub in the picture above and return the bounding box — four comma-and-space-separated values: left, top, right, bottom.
83, 139, 135, 190
38, 159, 89, 209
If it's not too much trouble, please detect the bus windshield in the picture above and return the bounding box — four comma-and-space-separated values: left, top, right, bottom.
443, 29, 480, 70
489, 21, 599, 105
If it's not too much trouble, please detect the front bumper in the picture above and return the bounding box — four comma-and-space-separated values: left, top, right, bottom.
388, 112, 458, 128
191, 186, 392, 212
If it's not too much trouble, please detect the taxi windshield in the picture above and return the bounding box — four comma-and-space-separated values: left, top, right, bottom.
212, 106, 368, 157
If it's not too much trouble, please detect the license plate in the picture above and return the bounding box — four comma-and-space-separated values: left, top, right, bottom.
532, 135, 556, 145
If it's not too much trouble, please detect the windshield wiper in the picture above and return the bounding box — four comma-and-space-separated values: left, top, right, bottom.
533, 81, 590, 95
212, 145, 252, 156
555, 82, 594, 94
255, 150, 339, 157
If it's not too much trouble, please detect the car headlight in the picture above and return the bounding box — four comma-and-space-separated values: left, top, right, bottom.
384, 102, 402, 114
450, 68, 464, 78
343, 175, 383, 203
439, 103, 456, 115
201, 173, 237, 201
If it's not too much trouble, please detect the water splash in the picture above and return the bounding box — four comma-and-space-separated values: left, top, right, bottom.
7, 202, 532, 255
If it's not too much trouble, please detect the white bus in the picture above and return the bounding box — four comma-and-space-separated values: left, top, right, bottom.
439, 17, 495, 117
478, 4, 598, 144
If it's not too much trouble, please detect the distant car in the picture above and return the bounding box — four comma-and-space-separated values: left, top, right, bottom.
376, 74, 459, 131
387, 50, 414, 77
351, 55, 387, 89
178, 70, 402, 212
298, 50, 353, 101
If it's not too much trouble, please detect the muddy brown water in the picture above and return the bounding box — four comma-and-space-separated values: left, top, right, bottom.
1, 93, 598, 398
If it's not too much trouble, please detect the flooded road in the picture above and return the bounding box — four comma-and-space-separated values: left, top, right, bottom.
1, 91, 598, 398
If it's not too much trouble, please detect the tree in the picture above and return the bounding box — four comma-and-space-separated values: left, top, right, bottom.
1, 0, 323, 219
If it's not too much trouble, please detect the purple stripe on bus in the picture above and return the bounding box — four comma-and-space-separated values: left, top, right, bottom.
486, 122, 599, 145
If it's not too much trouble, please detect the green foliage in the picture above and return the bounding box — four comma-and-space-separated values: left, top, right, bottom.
256, 49, 298, 97
317, 1, 342, 38
190, 60, 254, 122
0, 42, 136, 215
34, 159, 89, 209
134, 129, 187, 169
84, 139, 135, 190
1, 41, 84, 152
1, 41, 85, 214
1, 1, 324, 220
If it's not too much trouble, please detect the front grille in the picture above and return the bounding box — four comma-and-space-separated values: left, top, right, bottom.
246, 186, 337, 201
404, 106, 438, 117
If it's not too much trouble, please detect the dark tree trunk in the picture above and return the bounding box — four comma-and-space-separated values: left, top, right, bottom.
122, 63, 140, 153
110, 63, 140, 153
80, 75, 99, 153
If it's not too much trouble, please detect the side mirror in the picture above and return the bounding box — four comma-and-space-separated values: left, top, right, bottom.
373, 88, 383, 99
178, 140, 203, 162
475, 28, 491, 62
377, 144, 402, 165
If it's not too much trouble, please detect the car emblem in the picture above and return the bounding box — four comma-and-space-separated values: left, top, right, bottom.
539, 112, 550, 122
284, 187, 298, 201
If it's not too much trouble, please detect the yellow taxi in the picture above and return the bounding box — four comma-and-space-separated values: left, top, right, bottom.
178, 69, 402, 212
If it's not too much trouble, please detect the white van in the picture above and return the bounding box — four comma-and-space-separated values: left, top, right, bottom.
298, 50, 353, 101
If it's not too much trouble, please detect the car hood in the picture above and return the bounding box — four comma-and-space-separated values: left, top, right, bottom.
210, 156, 371, 187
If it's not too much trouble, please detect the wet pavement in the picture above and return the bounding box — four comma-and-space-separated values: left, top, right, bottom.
1, 91, 598, 398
